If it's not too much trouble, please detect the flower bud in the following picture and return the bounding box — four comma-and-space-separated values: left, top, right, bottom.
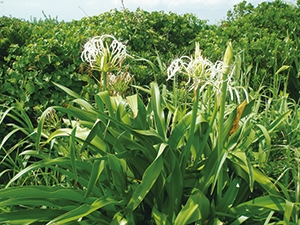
222, 41, 233, 75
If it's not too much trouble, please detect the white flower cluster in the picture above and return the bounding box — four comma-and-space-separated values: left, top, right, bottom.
167, 43, 247, 103
81, 34, 127, 70
168, 53, 224, 96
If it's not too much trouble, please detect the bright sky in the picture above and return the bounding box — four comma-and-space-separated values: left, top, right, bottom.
0, 0, 297, 24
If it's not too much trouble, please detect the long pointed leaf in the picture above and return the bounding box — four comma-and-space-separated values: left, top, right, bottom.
70, 127, 78, 184
0, 209, 62, 224
84, 160, 105, 199
53, 81, 82, 99
125, 143, 166, 214
150, 82, 166, 139
47, 196, 120, 224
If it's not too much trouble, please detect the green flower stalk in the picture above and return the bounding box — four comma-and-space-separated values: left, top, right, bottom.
167, 42, 244, 197
216, 42, 233, 202
81, 34, 127, 91
217, 42, 233, 150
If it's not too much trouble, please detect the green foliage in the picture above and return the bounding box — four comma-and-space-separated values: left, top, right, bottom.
0, 101, 37, 186
0, 45, 299, 224
0, 10, 206, 112
0, 17, 86, 116
1, 82, 298, 223
0, 10, 208, 152
1, 1, 300, 124
218, 0, 300, 98
1, 2, 300, 223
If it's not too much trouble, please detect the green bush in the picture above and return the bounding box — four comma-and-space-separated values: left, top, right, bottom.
0, 10, 207, 116
217, 0, 300, 99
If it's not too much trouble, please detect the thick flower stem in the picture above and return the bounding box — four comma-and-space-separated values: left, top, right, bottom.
216, 75, 228, 202
173, 74, 178, 107
180, 85, 200, 173
216, 42, 233, 202
100, 72, 108, 91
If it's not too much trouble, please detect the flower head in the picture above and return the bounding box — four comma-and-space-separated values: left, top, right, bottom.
81, 34, 127, 72
167, 42, 247, 103
167, 43, 219, 92
107, 71, 133, 96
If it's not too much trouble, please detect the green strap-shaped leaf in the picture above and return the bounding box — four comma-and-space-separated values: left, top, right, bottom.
230, 196, 292, 224
266, 110, 291, 133
5, 158, 92, 189
0, 106, 14, 124
84, 159, 105, 199
256, 124, 271, 149
233, 195, 286, 214
70, 127, 78, 184
127, 94, 148, 129
211, 150, 228, 195
72, 98, 95, 112
53, 81, 82, 99
47, 196, 120, 224
152, 207, 168, 225
0, 209, 62, 224
216, 177, 241, 213
283, 200, 296, 225
163, 149, 183, 217
98, 90, 118, 117
168, 111, 192, 149
0, 197, 78, 209
229, 152, 280, 196
150, 82, 166, 140
125, 143, 166, 214
36, 106, 55, 151
174, 189, 210, 225
0, 186, 90, 203
54, 105, 98, 121
43, 127, 109, 154
107, 154, 127, 195
78, 118, 107, 154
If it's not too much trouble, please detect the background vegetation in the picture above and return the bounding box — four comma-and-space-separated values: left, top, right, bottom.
0, 0, 299, 224
1, 0, 299, 114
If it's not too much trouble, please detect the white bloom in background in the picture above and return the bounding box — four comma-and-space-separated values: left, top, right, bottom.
81, 34, 127, 72
167, 42, 247, 103
167, 46, 220, 92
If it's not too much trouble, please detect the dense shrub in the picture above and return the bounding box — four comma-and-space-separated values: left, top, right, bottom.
70, 9, 207, 86
0, 10, 206, 116
218, 0, 300, 98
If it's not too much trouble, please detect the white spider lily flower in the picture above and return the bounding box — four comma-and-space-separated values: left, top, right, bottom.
81, 34, 127, 72
167, 45, 218, 92
167, 56, 190, 81
167, 42, 247, 103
